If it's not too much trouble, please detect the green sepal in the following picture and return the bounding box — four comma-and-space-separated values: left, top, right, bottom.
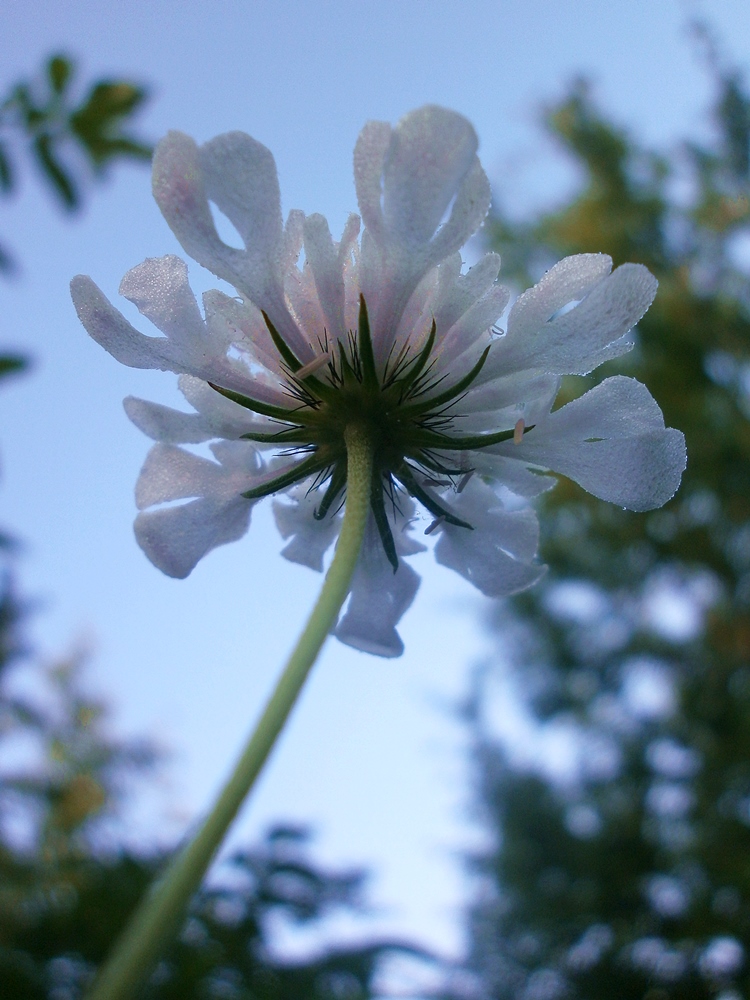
370, 472, 399, 573
357, 295, 379, 392
398, 319, 436, 397
241, 453, 328, 500
261, 310, 303, 371
411, 423, 535, 452
240, 425, 310, 444
411, 450, 466, 477
396, 462, 473, 530
399, 345, 491, 416
314, 462, 347, 520
337, 339, 359, 387
209, 383, 314, 424
262, 311, 336, 401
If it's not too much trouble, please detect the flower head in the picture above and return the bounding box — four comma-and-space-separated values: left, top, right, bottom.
71, 106, 686, 657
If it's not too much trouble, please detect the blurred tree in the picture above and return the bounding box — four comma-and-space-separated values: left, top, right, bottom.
460, 26, 750, 1000
0, 52, 152, 275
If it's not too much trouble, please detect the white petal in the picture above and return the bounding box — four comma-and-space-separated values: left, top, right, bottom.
426, 157, 491, 268
391, 494, 428, 557
134, 496, 251, 579
273, 482, 342, 572
200, 132, 306, 348
483, 260, 655, 378
382, 106, 480, 249
460, 372, 560, 418
353, 119, 392, 239
202, 290, 290, 383
135, 444, 229, 508
434, 478, 545, 597
469, 453, 557, 498
434, 252, 502, 335
71, 275, 180, 371
335, 516, 420, 658
119, 256, 206, 355
124, 396, 212, 444
500, 376, 687, 510
507, 253, 613, 340
432, 286, 508, 373
532, 262, 656, 375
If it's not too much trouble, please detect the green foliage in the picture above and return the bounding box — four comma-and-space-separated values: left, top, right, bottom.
0, 53, 152, 273
463, 43, 750, 1000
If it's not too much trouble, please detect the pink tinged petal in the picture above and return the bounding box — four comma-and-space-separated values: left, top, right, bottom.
134, 497, 252, 579
432, 285, 508, 373
353, 119, 392, 238
281, 209, 305, 274
200, 133, 308, 350
302, 212, 360, 342
505, 376, 687, 510
152, 131, 306, 356
124, 396, 213, 444
335, 516, 421, 658
202, 291, 288, 383
152, 132, 242, 287
285, 263, 328, 350
118, 255, 200, 335
434, 478, 545, 597
71, 275, 180, 371
201, 293, 300, 406
359, 109, 492, 363
434, 252, 502, 335
273, 484, 342, 573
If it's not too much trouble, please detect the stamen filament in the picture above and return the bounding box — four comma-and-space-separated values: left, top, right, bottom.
457, 470, 474, 493
295, 352, 331, 379
209, 383, 312, 424
396, 462, 473, 530
399, 345, 491, 416
241, 454, 330, 500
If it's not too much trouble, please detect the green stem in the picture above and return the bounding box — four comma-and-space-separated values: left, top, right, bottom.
86, 425, 373, 1000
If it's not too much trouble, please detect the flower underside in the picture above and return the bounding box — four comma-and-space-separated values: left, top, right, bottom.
211, 296, 528, 572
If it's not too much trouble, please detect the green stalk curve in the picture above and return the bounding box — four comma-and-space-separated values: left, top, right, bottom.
86, 424, 374, 1000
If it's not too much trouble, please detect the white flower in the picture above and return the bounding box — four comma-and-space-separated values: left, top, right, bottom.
71, 106, 686, 657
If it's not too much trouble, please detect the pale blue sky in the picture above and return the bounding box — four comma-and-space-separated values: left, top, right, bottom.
1, 0, 749, 970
